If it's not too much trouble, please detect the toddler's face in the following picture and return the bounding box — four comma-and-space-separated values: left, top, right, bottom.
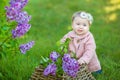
72, 16, 90, 35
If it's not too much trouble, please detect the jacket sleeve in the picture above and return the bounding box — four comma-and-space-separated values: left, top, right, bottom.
79, 34, 96, 64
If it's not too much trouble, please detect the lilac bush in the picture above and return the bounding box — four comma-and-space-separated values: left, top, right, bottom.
4, 0, 34, 54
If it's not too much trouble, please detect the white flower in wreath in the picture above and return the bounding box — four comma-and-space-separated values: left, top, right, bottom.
87, 13, 93, 24
80, 12, 88, 19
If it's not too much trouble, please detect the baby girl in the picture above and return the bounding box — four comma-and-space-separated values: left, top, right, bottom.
60, 11, 101, 73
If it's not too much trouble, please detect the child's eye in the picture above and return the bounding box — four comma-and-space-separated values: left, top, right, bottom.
76, 23, 80, 25
83, 24, 87, 26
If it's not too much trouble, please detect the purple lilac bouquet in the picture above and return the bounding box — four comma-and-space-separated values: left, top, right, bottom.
62, 54, 79, 77
50, 51, 60, 62
43, 63, 57, 76
43, 51, 60, 76
5, 0, 34, 54
43, 51, 80, 77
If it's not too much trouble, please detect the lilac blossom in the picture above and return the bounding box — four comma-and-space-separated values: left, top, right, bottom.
19, 41, 34, 54
62, 54, 71, 62
5, 6, 19, 21
50, 51, 60, 62
62, 54, 79, 77
10, 2, 23, 10
12, 23, 31, 38
15, 11, 31, 24
5, 0, 29, 21
43, 63, 57, 76
9, 0, 28, 9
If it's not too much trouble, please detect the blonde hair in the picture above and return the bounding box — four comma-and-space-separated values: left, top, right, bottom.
72, 11, 93, 25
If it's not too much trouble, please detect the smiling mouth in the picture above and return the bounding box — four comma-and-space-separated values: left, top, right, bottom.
77, 29, 83, 32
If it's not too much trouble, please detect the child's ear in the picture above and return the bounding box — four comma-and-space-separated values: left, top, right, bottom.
89, 24, 91, 27
88, 21, 91, 26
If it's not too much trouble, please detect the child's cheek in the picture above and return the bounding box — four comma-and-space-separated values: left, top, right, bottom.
84, 27, 87, 30
74, 27, 77, 31
74, 25, 79, 29
84, 27, 89, 30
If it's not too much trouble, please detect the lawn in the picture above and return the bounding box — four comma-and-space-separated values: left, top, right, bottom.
0, 0, 120, 80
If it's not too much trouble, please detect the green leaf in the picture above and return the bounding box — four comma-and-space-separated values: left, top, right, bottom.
0, 72, 3, 78
56, 40, 61, 46
2, 26, 10, 31
40, 56, 49, 63
64, 48, 68, 53
0, 51, 6, 59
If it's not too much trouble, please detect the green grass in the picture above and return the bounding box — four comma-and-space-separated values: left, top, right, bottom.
0, 0, 120, 80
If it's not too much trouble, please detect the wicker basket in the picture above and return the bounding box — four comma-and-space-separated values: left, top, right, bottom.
30, 64, 96, 80
30, 65, 62, 80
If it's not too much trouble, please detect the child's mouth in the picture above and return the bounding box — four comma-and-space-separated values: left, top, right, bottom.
77, 29, 83, 32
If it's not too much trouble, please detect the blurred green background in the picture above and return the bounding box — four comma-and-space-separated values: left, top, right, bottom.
0, 0, 120, 80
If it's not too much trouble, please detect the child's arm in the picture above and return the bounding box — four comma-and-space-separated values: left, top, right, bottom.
60, 34, 69, 44
78, 34, 96, 64
60, 31, 72, 44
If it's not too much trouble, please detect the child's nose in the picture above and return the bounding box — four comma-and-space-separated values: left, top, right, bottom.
78, 25, 83, 28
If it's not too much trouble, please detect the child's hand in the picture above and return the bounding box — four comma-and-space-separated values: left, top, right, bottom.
78, 59, 86, 65
60, 38, 66, 44
70, 53, 74, 57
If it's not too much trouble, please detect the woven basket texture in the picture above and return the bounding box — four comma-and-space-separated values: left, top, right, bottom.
30, 64, 96, 80
62, 64, 96, 80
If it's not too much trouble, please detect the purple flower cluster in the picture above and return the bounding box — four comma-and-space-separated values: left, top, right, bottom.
5, 0, 29, 22
43, 63, 57, 76
9, 0, 28, 9
15, 11, 31, 24
43, 53, 80, 77
12, 23, 31, 38
62, 54, 79, 77
19, 41, 34, 54
5, 0, 31, 38
43, 52, 59, 76
50, 51, 60, 62
5, 6, 19, 21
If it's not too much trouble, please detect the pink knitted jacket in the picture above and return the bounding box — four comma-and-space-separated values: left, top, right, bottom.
61, 31, 101, 72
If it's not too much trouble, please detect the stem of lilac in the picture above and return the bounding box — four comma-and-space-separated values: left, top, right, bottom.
61, 46, 65, 53
0, 35, 12, 47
